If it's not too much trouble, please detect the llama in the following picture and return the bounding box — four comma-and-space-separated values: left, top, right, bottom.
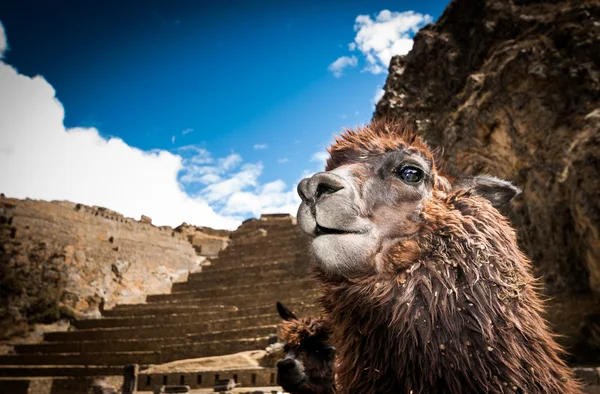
275, 302, 336, 394
296, 120, 581, 394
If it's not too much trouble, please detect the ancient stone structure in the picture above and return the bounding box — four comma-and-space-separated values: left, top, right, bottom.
0, 196, 229, 339
174, 223, 230, 258
0, 214, 320, 393
375, 0, 600, 362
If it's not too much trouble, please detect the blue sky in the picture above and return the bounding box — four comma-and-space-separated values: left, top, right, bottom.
0, 0, 448, 229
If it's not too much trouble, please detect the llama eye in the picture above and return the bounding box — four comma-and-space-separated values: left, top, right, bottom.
397, 166, 424, 184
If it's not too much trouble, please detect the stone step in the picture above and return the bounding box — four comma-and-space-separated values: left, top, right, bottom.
158, 337, 270, 362
211, 253, 303, 269
0, 366, 126, 378
229, 235, 303, 250
230, 225, 301, 239
230, 229, 295, 242
104, 292, 319, 318
81, 301, 320, 329
103, 304, 235, 317
0, 351, 160, 366
0, 337, 269, 366
179, 276, 314, 297
77, 310, 247, 330
16, 325, 279, 354
204, 254, 308, 272
44, 313, 282, 342
143, 289, 321, 309
217, 244, 306, 261
146, 279, 315, 302
204, 256, 300, 272
112, 302, 226, 311
173, 269, 301, 292
194, 259, 304, 278
230, 223, 298, 238
186, 260, 306, 284
223, 233, 303, 248
224, 234, 306, 254
102, 294, 318, 317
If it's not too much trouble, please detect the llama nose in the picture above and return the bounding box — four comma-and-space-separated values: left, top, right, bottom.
277, 358, 297, 371
297, 178, 312, 203
297, 172, 345, 203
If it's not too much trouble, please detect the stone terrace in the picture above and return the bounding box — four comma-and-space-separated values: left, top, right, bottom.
0, 214, 320, 393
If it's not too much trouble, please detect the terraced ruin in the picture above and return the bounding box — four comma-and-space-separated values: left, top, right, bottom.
0, 214, 321, 393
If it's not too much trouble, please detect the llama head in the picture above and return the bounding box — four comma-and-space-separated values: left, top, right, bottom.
297, 119, 520, 279
275, 302, 335, 394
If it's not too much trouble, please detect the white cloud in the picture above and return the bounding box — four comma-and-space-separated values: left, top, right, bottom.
185, 158, 303, 219
353, 10, 432, 74
179, 164, 221, 185
0, 22, 6, 59
278, 158, 289, 164
363, 63, 386, 75
171, 135, 176, 144
373, 88, 385, 105
218, 153, 242, 171
179, 145, 212, 165
0, 23, 301, 230
221, 180, 300, 218
334, 10, 432, 76
311, 151, 329, 168
178, 152, 240, 185
181, 128, 193, 135
197, 173, 221, 184
327, 55, 358, 78
253, 143, 268, 150
201, 163, 263, 203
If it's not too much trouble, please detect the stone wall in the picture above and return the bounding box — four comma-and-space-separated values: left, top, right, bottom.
0, 196, 208, 338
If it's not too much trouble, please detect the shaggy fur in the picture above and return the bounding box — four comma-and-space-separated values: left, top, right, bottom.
310, 120, 581, 394
276, 302, 336, 394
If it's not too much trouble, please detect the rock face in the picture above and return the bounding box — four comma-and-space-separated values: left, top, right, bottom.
375, 0, 599, 361
0, 196, 224, 339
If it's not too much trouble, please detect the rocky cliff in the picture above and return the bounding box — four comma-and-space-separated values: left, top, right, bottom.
0, 195, 229, 339
375, 0, 599, 362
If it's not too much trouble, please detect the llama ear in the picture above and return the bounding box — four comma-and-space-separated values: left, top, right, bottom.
461, 175, 521, 208
276, 301, 297, 321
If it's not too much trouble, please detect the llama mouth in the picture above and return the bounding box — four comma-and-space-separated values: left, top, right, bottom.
315, 223, 354, 236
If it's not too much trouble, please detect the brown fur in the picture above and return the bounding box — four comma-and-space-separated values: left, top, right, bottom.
280, 316, 329, 347
313, 120, 581, 394
277, 302, 336, 394
326, 122, 436, 174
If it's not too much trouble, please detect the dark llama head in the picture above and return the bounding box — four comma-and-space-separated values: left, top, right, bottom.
296, 119, 582, 394
276, 302, 336, 394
